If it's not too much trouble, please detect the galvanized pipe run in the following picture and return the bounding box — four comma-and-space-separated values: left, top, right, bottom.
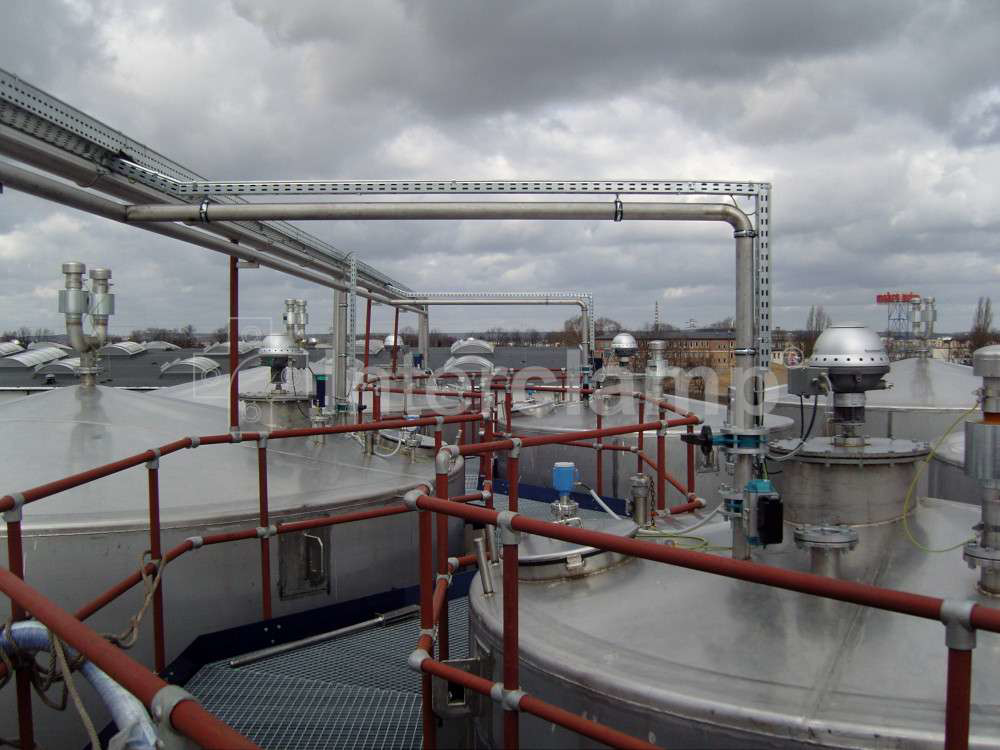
0, 158, 424, 313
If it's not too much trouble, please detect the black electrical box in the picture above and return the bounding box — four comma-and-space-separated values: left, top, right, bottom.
757, 495, 783, 546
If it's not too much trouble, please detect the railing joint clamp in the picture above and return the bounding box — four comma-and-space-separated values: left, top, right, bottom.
447, 555, 460, 572
407, 648, 430, 673
940, 599, 977, 650
257, 432, 269, 448
434, 416, 444, 432
151, 684, 199, 749
146, 448, 161, 471
185, 536, 204, 550
489, 684, 525, 710
230, 430, 242, 443
256, 525, 278, 539
403, 489, 423, 510
4, 493, 25, 523
509, 437, 522, 459
187, 436, 200, 449
436, 571, 453, 586
497, 510, 520, 545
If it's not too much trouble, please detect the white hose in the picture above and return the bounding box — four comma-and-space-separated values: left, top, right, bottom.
656, 505, 722, 535
372, 430, 404, 458
1, 622, 158, 749
584, 487, 621, 520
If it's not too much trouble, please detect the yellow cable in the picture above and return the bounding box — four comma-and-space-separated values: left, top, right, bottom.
901, 402, 980, 553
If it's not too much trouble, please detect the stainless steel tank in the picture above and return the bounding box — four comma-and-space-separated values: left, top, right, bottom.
0, 384, 465, 747
467, 498, 1000, 748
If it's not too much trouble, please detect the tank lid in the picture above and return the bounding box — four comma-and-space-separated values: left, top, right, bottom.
808, 323, 889, 371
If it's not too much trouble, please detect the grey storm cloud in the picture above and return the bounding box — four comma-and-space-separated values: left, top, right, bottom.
0, 0, 998, 337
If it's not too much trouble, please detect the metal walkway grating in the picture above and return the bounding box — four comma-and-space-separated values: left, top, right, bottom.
186, 598, 469, 749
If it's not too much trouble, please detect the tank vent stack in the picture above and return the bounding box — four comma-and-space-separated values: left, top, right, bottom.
58, 261, 115, 387
963, 345, 1000, 595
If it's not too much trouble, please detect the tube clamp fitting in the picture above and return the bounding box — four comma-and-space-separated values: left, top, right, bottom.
509, 438, 522, 459
435, 445, 459, 475
733, 228, 758, 238
403, 489, 424, 510
185, 536, 204, 550
230, 431, 243, 443
434, 416, 444, 432
497, 510, 520, 545
940, 599, 977, 651
198, 197, 210, 223
613, 196, 624, 222
489, 684, 525, 710
407, 648, 429, 673
151, 684, 199, 749
447, 556, 460, 572
3, 493, 25, 523
436, 572, 453, 586
146, 447, 161, 471
481, 490, 492, 502
256, 525, 278, 539
257, 432, 269, 448
187, 436, 200, 449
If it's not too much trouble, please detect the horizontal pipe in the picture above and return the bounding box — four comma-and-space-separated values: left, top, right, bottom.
124, 200, 752, 229
0, 569, 258, 749
457, 419, 680, 457
413, 494, 1000, 634
0, 156, 424, 314
389, 298, 585, 307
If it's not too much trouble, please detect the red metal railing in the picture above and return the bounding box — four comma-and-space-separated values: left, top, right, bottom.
0, 394, 992, 749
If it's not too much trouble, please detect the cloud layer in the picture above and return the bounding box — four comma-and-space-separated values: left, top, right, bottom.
1, 0, 998, 338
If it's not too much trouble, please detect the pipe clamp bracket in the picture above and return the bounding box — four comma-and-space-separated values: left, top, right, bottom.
509, 437, 522, 459
497, 510, 520, 545
3, 493, 25, 523
407, 648, 429, 673
150, 684, 199, 749
613, 196, 624, 222
733, 228, 758, 238
940, 599, 977, 651
198, 197, 210, 223
489, 683, 525, 710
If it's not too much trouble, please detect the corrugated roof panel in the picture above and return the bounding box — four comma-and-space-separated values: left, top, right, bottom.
0, 347, 69, 368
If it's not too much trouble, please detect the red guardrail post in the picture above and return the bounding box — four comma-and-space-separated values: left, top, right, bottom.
686, 423, 696, 496
503, 444, 521, 749
418, 493, 437, 749
637, 401, 645, 474
146, 454, 166, 672
942, 601, 976, 750
596, 412, 603, 498
257, 436, 272, 620
372, 386, 381, 422
434, 423, 449, 661
657, 408, 666, 511
5, 495, 34, 749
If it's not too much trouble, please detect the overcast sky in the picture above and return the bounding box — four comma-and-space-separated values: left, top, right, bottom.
1, 0, 998, 340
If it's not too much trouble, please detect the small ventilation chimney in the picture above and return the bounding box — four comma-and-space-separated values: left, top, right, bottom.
58, 261, 114, 387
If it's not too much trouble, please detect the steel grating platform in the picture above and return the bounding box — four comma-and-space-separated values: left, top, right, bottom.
186, 598, 470, 749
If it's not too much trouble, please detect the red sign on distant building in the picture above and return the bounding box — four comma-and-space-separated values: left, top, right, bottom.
876, 292, 920, 304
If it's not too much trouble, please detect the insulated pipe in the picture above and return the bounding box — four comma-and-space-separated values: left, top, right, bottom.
0, 158, 424, 314
1, 622, 158, 749
0, 569, 260, 749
